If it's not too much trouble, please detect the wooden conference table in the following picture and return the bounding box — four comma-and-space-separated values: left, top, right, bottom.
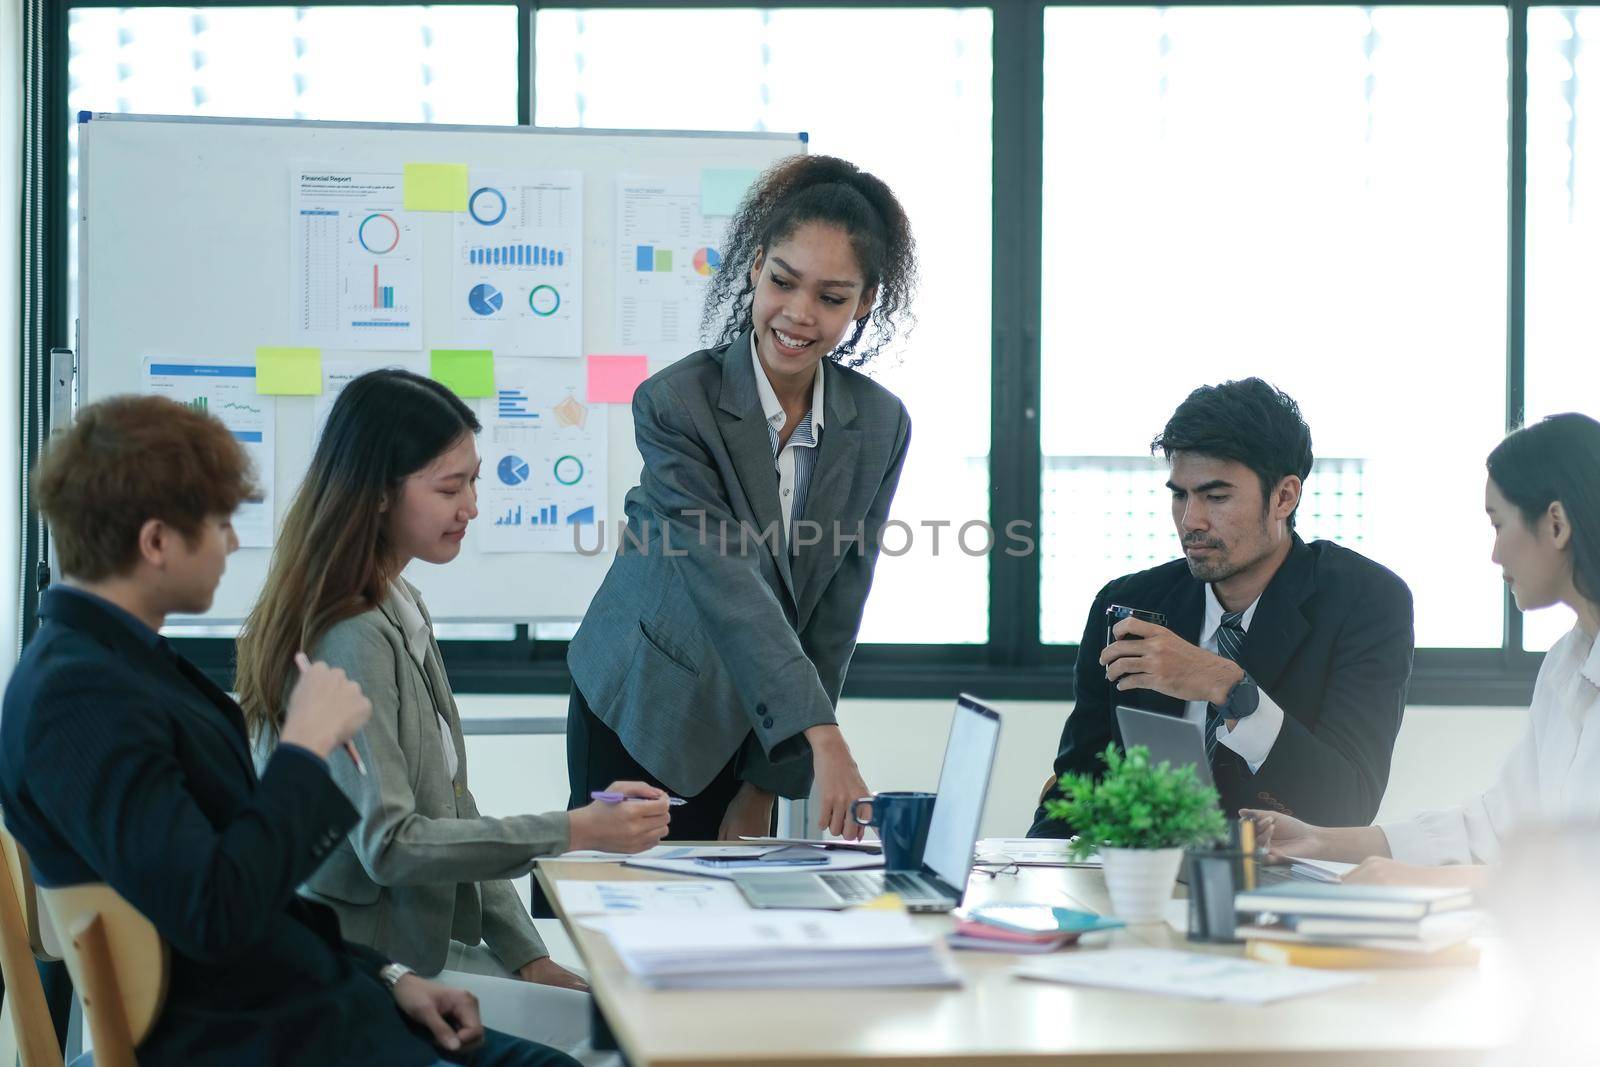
534, 854, 1513, 1067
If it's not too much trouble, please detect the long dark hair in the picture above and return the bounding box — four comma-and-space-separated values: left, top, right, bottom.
237, 369, 480, 739
1487, 412, 1600, 607
702, 154, 917, 368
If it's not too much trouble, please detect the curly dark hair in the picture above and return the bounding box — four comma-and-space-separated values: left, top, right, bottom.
701, 154, 917, 368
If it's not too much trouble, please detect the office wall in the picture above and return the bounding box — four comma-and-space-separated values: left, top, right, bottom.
461, 696, 1529, 838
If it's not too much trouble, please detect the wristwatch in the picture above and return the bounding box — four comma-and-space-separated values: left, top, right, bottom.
378, 962, 414, 990
1219, 670, 1261, 721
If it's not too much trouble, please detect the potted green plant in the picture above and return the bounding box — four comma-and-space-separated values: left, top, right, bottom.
1044, 744, 1228, 922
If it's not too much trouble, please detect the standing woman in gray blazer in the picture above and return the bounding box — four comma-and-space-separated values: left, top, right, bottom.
567, 155, 917, 842
237, 370, 670, 1050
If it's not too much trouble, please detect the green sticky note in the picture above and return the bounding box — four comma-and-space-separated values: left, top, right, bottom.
255, 347, 322, 395
431, 349, 495, 398
701, 168, 759, 216
404, 163, 469, 211
654, 249, 674, 273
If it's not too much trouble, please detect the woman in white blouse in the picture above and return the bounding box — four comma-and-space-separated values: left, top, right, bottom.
1245, 412, 1600, 888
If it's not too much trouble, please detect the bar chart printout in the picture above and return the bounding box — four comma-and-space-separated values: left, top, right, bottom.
478, 356, 608, 554
452, 170, 584, 359
141, 357, 277, 548
291, 169, 421, 349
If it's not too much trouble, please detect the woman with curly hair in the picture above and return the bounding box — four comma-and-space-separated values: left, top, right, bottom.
567, 154, 919, 841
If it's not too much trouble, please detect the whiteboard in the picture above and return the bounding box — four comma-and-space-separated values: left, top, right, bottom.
77, 114, 801, 622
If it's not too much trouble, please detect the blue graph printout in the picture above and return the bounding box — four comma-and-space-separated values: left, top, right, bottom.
140, 356, 277, 547
478, 355, 608, 554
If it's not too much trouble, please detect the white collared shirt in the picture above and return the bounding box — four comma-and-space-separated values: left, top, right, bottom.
1382, 623, 1600, 866
389, 580, 459, 781
749, 335, 824, 541
1182, 584, 1286, 774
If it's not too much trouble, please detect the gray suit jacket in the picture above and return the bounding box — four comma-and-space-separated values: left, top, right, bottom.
292, 583, 568, 975
567, 331, 912, 798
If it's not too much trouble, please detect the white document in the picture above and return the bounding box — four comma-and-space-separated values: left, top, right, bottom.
556, 880, 750, 916
976, 837, 1102, 867
291, 167, 422, 350
477, 357, 607, 554
451, 170, 583, 359
1287, 857, 1358, 883
1014, 948, 1367, 1004
554, 844, 774, 862
312, 357, 425, 446
623, 848, 885, 882
615, 174, 729, 356
141, 357, 276, 548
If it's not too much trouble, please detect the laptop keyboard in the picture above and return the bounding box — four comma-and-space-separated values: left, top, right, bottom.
819, 871, 932, 903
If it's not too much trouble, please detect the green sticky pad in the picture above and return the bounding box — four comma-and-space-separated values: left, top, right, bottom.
404, 163, 469, 211
654, 249, 674, 273
255, 347, 322, 395
430, 349, 495, 397
701, 168, 759, 216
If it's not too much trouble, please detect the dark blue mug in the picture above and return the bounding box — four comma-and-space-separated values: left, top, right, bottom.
851, 791, 936, 872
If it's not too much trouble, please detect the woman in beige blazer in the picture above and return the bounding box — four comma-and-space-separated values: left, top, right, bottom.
238, 369, 670, 1051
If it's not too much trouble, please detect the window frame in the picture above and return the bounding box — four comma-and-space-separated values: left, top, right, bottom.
34, 0, 1552, 705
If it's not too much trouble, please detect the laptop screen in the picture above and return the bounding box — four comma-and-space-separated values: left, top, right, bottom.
921, 695, 1001, 892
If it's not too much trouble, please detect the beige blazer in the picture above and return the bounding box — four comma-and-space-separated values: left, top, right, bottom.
291, 581, 568, 975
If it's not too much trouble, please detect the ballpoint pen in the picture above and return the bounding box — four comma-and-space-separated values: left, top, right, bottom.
590, 790, 686, 806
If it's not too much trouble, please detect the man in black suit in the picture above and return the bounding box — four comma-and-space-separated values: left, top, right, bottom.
0, 395, 576, 1067
1030, 379, 1415, 836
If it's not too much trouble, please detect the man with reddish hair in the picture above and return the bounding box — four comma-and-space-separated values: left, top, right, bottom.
0, 396, 577, 1067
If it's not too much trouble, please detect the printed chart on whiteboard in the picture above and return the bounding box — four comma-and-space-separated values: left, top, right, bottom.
140, 357, 276, 548
291, 168, 422, 350
477, 357, 608, 554
615, 174, 729, 355
452, 171, 584, 359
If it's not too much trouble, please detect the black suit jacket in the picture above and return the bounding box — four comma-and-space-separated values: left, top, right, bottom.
0, 588, 437, 1067
1029, 536, 1415, 837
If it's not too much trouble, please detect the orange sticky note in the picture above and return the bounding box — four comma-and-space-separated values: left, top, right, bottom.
587, 355, 650, 404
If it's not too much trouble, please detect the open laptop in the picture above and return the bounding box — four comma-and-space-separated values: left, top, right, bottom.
733, 694, 1001, 912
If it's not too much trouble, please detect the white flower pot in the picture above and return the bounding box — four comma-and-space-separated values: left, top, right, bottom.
1100, 846, 1185, 923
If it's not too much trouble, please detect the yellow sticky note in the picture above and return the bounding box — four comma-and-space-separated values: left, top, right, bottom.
404, 163, 469, 211
431, 349, 495, 398
255, 347, 322, 395
853, 893, 906, 912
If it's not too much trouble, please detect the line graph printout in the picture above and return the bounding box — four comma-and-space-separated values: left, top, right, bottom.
141, 356, 277, 548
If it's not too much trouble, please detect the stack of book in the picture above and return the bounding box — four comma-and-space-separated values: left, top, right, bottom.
1234, 882, 1481, 969
948, 904, 1123, 953
581, 910, 961, 989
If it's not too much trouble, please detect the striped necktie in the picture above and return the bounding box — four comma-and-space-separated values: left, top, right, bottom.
1205, 610, 1248, 759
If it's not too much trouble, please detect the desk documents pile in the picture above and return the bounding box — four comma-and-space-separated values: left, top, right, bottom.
1235, 882, 1481, 968
581, 911, 961, 990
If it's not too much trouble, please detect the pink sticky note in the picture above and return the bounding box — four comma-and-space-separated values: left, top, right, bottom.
587, 354, 650, 404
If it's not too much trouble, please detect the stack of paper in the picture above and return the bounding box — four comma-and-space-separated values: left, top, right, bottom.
582, 911, 961, 990
1286, 857, 1357, 883
975, 837, 1101, 867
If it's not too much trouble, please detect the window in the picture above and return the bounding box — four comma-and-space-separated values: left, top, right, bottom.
1039, 8, 1509, 649
1524, 8, 1600, 650
66, 5, 519, 342
536, 7, 995, 644
65, 5, 520, 641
